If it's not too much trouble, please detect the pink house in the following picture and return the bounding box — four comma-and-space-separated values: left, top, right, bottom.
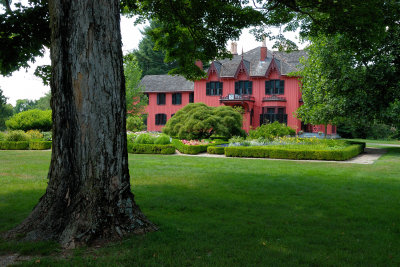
141, 44, 336, 135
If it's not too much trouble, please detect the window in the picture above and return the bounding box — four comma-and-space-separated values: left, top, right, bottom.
155, 113, 167, 125
172, 93, 182, 105
206, 82, 223, 96
189, 92, 194, 103
260, 107, 287, 125
157, 93, 166, 105
235, 81, 252, 95
265, 80, 284, 95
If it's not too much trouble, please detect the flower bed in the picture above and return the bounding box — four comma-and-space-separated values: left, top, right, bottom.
172, 139, 212, 154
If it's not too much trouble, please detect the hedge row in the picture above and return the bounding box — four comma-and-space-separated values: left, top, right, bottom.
172, 139, 209, 154
225, 142, 365, 161
207, 146, 225, 155
29, 141, 52, 150
0, 141, 52, 150
127, 143, 176, 154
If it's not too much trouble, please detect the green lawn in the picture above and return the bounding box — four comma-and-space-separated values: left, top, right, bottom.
345, 138, 400, 146
1, 150, 400, 266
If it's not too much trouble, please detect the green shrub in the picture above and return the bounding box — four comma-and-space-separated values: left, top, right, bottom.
0, 132, 5, 141
134, 133, 156, 144
225, 142, 365, 161
248, 122, 296, 141
126, 115, 145, 132
41, 131, 52, 141
172, 139, 210, 154
5, 130, 30, 141
154, 134, 171, 145
127, 143, 175, 154
0, 141, 29, 150
29, 141, 52, 150
207, 146, 225, 155
26, 129, 43, 140
6, 109, 52, 131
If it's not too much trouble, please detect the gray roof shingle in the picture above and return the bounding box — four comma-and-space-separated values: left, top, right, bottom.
140, 75, 194, 93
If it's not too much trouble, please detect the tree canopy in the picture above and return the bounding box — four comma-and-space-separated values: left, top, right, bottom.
0, 87, 13, 130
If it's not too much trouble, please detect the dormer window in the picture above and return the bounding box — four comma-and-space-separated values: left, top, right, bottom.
265, 80, 284, 95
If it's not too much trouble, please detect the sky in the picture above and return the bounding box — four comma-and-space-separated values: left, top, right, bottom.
1, 14, 305, 106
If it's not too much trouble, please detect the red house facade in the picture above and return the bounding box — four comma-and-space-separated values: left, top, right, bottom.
141, 44, 336, 135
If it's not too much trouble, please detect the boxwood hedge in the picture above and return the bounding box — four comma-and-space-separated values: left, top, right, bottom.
172, 139, 209, 154
0, 141, 30, 150
29, 141, 52, 150
128, 143, 175, 154
225, 142, 365, 161
207, 146, 225, 155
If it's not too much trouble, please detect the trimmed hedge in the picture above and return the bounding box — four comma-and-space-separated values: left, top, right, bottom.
172, 139, 209, 155
207, 146, 225, 155
225, 142, 365, 161
0, 141, 29, 150
128, 143, 175, 154
29, 141, 52, 150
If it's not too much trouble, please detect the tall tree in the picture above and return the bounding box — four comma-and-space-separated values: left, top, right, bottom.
132, 21, 178, 77
4, 0, 156, 248
0, 87, 13, 130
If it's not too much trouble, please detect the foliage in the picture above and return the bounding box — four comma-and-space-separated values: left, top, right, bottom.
127, 143, 175, 154
0, 131, 5, 141
207, 146, 225, 155
154, 134, 171, 145
126, 115, 145, 132
41, 131, 52, 141
163, 103, 245, 140
5, 130, 30, 142
0, 141, 30, 150
133, 133, 156, 144
248, 122, 295, 141
172, 139, 209, 155
124, 56, 148, 116
225, 142, 365, 161
5, 109, 52, 131
0, 88, 13, 130
29, 141, 52, 150
26, 129, 43, 140
181, 139, 211, 146
131, 20, 179, 77
34, 91, 51, 111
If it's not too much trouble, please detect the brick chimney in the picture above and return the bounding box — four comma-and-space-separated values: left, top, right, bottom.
231, 42, 238, 55
195, 60, 203, 70
260, 37, 267, 61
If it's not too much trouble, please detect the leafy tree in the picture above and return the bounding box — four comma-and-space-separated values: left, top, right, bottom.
5, 109, 52, 131
126, 115, 145, 132
163, 103, 245, 140
124, 55, 147, 116
131, 21, 178, 77
34, 91, 51, 110
0, 87, 13, 130
13, 99, 37, 114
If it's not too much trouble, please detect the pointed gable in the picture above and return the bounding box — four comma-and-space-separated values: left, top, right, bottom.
234, 59, 250, 79
265, 58, 281, 78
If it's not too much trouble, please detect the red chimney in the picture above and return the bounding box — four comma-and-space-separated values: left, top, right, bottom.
260, 37, 267, 61
195, 60, 203, 70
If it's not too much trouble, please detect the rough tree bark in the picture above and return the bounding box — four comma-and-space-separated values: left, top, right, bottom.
5, 0, 156, 248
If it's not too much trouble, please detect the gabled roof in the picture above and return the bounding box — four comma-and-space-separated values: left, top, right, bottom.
140, 75, 194, 93
215, 47, 307, 77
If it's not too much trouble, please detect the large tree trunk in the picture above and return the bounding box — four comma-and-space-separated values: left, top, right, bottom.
5, 0, 156, 248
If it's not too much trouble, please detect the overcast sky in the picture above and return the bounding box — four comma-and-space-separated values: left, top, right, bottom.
1, 14, 305, 106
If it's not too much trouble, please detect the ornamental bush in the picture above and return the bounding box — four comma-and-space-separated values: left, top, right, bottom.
5, 130, 30, 141
0, 132, 5, 141
29, 141, 52, 150
154, 134, 171, 145
5, 109, 52, 131
163, 103, 245, 140
126, 115, 145, 132
26, 129, 43, 140
248, 121, 296, 141
134, 133, 156, 144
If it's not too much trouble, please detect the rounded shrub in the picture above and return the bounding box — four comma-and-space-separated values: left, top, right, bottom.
248, 121, 296, 141
134, 133, 155, 144
0, 132, 5, 141
26, 129, 43, 140
5, 130, 30, 141
5, 109, 52, 131
126, 116, 145, 132
42, 131, 52, 141
154, 134, 171, 145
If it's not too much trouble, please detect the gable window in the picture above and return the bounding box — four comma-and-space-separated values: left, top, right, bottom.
235, 81, 252, 95
172, 93, 182, 105
155, 113, 167, 125
157, 93, 166, 105
189, 92, 194, 103
265, 80, 284, 95
206, 82, 223, 96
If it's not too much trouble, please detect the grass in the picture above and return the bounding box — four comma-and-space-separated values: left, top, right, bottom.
1, 149, 400, 266
344, 138, 400, 145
